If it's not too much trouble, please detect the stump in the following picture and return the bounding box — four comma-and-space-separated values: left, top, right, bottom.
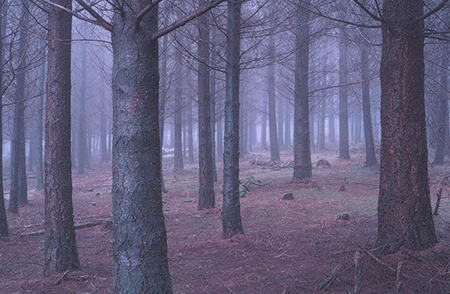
282, 193, 294, 200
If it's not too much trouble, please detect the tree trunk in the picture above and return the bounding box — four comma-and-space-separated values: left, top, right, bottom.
197, 0, 215, 210
111, 2, 172, 292
360, 41, 377, 166
329, 97, 335, 143
77, 43, 87, 175
223, 0, 244, 238
433, 42, 448, 165
173, 48, 184, 171
261, 95, 267, 150
217, 117, 223, 158
339, 27, 350, 159
285, 103, 291, 149
318, 97, 326, 149
278, 101, 283, 149
187, 98, 194, 163
44, 0, 80, 276
377, 0, 437, 253
210, 49, 218, 182
292, 0, 312, 181
160, 35, 168, 192
35, 50, 45, 191
0, 0, 8, 236
268, 34, 280, 161
100, 96, 108, 163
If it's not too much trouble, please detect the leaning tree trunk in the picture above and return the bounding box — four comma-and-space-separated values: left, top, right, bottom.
44, 0, 80, 276
360, 41, 377, 166
222, 0, 244, 238
339, 26, 350, 159
292, 0, 312, 181
377, 0, 437, 253
197, 0, 215, 209
0, 0, 8, 237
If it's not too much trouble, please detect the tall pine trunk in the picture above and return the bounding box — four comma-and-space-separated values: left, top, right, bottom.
223, 0, 244, 238
197, 0, 215, 209
292, 0, 311, 181
339, 27, 350, 159
44, 0, 80, 276
377, 0, 437, 253
111, 2, 172, 291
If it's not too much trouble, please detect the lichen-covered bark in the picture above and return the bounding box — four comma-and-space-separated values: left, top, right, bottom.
44, 0, 80, 276
292, 0, 312, 181
377, 0, 437, 253
198, 0, 215, 210
222, 0, 244, 238
111, 2, 172, 292
360, 42, 377, 166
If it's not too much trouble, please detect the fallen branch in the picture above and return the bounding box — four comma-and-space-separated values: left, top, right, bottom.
356, 242, 411, 279
434, 188, 442, 215
52, 270, 69, 286
316, 264, 341, 291
17, 220, 106, 237
393, 261, 403, 294
0, 261, 43, 271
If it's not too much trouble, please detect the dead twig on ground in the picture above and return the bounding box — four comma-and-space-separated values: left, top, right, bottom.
355, 242, 411, 279
17, 220, 107, 237
316, 264, 342, 291
52, 270, 69, 286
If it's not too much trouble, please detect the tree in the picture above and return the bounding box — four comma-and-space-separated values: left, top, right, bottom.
433, 41, 448, 165
9, 0, 29, 212
173, 46, 184, 171
77, 42, 88, 175
223, 0, 244, 238
376, 0, 438, 252
338, 26, 350, 159
292, 0, 312, 181
267, 34, 280, 161
0, 0, 8, 237
35, 50, 45, 191
44, 0, 80, 275
197, 0, 215, 210
360, 37, 377, 166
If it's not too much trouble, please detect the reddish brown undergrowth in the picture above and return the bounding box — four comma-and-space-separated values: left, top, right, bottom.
1, 150, 450, 293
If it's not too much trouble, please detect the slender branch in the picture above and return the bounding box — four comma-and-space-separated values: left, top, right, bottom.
415, 0, 450, 23
74, 0, 113, 32
306, 4, 380, 29
135, 0, 164, 31
151, 0, 227, 41
352, 0, 383, 22
41, 0, 108, 30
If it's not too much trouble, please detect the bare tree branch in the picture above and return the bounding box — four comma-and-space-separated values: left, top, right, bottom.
351, 0, 382, 22
151, 0, 227, 41
75, 0, 113, 32
416, 0, 450, 23
135, 0, 164, 31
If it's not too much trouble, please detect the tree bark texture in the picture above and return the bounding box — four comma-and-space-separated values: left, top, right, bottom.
292, 0, 312, 181
198, 0, 215, 209
377, 0, 437, 253
111, 2, 172, 292
44, 0, 80, 276
360, 42, 378, 166
0, 1, 8, 237
222, 0, 244, 238
339, 27, 350, 159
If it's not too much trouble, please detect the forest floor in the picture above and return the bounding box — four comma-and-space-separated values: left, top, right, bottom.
2, 149, 450, 294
